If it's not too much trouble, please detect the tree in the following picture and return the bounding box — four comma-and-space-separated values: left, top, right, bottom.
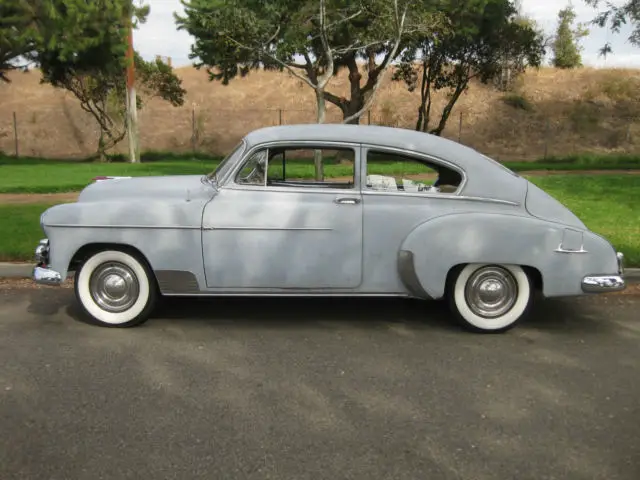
38, 4, 186, 161
0, 1, 34, 82
176, 0, 444, 125
393, 0, 544, 135
493, 0, 548, 91
585, 0, 640, 56
0, 1, 134, 83
552, 3, 589, 68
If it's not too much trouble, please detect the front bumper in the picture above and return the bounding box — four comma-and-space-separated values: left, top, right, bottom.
32, 239, 62, 286
581, 252, 626, 293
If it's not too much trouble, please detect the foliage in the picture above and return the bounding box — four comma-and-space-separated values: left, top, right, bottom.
176, 0, 445, 125
0, 1, 141, 83
502, 93, 534, 111
392, 0, 545, 134
0, 0, 34, 81
38, 4, 185, 161
585, 0, 640, 56
551, 4, 588, 68
492, 0, 548, 91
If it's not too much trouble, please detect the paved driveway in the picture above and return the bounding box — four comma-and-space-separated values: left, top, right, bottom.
1, 288, 639, 480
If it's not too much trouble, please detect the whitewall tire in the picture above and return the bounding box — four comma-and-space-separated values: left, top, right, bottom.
74, 250, 157, 327
448, 264, 533, 333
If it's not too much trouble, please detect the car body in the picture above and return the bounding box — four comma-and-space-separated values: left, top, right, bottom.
33, 124, 626, 332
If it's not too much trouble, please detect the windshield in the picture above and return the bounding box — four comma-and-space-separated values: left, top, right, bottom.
207, 142, 245, 183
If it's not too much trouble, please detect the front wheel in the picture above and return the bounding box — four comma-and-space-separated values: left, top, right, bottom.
447, 264, 533, 333
74, 250, 157, 327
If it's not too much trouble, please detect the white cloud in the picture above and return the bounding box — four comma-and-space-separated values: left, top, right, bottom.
135, 0, 639, 68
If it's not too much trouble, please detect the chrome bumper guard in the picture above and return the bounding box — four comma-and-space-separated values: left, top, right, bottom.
33, 238, 62, 286
581, 252, 626, 293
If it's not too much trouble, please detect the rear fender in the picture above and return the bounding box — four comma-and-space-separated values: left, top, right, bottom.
398, 212, 607, 299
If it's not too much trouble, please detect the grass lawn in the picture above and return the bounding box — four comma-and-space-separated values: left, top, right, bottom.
0, 152, 638, 194
0, 203, 56, 262
527, 175, 640, 268
1, 174, 638, 268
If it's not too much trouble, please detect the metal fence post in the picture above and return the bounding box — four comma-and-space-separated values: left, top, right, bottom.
191, 103, 197, 152
279, 109, 283, 125
368, 111, 371, 125
543, 118, 550, 159
626, 123, 631, 144
13, 111, 19, 157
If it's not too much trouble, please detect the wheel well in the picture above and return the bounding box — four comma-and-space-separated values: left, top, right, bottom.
522, 265, 543, 292
68, 243, 154, 274
445, 263, 543, 293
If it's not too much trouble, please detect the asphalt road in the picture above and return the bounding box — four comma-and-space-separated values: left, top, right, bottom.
0, 289, 639, 480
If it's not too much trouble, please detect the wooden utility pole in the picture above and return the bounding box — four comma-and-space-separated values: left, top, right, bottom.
125, 12, 139, 163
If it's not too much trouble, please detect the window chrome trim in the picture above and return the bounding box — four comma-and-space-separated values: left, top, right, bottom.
225, 140, 361, 191
360, 144, 468, 196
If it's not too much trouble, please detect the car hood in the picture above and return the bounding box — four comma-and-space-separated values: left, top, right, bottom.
76, 175, 215, 203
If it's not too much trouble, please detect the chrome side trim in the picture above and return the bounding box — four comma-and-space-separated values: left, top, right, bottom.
202, 226, 333, 231
162, 292, 412, 298
44, 224, 201, 230
33, 266, 62, 286
554, 245, 588, 254
581, 275, 625, 293
361, 191, 519, 206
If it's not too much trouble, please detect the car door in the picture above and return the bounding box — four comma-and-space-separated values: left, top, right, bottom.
201, 142, 364, 290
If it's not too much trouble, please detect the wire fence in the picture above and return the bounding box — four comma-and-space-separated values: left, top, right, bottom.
2, 104, 640, 162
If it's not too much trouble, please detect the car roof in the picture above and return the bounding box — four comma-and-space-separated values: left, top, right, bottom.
244, 124, 493, 171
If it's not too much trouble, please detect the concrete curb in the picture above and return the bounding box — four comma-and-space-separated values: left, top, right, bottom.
1, 262, 640, 284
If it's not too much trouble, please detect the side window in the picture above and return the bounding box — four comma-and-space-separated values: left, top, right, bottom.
267, 147, 355, 189
236, 149, 268, 186
365, 150, 462, 194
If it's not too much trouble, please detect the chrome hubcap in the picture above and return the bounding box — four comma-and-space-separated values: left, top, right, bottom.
89, 262, 139, 313
464, 266, 518, 318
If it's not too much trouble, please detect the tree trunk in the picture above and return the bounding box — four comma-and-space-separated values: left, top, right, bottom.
343, 53, 363, 125
314, 89, 325, 181
430, 82, 467, 136
343, 101, 363, 125
415, 63, 429, 132
97, 129, 108, 162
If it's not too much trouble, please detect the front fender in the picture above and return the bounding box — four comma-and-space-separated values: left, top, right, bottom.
40, 199, 208, 287
398, 212, 618, 299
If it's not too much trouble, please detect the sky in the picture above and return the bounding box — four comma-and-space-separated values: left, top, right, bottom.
136, 0, 638, 68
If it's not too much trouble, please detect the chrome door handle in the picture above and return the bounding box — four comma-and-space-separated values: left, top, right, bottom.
335, 196, 361, 205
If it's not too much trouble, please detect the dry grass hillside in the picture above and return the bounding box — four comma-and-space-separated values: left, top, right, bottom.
1, 65, 640, 161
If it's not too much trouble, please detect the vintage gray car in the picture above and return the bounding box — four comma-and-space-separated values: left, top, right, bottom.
33, 124, 626, 332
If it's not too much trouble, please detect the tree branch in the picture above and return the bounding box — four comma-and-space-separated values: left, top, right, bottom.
316, 0, 334, 89
222, 34, 318, 89
342, 0, 408, 124
322, 90, 345, 108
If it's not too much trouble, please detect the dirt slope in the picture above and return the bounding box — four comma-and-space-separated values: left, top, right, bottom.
1, 66, 639, 161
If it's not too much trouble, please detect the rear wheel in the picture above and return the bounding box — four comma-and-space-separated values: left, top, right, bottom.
447, 264, 533, 333
74, 249, 157, 327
